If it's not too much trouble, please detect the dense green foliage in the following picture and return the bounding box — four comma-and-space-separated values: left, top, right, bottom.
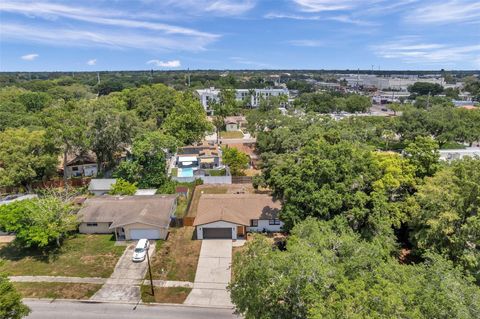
109, 178, 137, 195
294, 92, 371, 113
408, 82, 444, 96
0, 272, 30, 319
408, 158, 480, 282
0, 196, 78, 248
222, 147, 249, 176
230, 218, 480, 319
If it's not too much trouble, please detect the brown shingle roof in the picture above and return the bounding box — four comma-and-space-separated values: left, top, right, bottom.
193, 194, 281, 226
78, 195, 176, 229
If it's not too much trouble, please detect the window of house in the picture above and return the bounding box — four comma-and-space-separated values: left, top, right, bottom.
72, 167, 79, 171
86, 223, 98, 227
269, 219, 280, 225
250, 219, 258, 227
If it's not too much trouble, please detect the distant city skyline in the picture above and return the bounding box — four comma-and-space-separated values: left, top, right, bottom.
1, 0, 479, 71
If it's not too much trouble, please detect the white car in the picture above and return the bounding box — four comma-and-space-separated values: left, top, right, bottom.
132, 239, 150, 262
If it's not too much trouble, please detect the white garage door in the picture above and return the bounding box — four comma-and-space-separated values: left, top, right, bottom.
130, 229, 161, 240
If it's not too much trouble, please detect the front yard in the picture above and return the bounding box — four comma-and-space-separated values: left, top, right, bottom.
141, 286, 192, 304
220, 131, 244, 139
13, 282, 102, 299
149, 227, 201, 282
0, 234, 125, 277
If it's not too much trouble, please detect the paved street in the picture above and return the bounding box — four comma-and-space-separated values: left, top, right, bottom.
91, 242, 156, 302
185, 240, 233, 307
24, 300, 241, 319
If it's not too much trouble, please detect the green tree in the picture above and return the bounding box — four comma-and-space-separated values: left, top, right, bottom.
18, 91, 51, 112
109, 178, 137, 195
42, 102, 89, 183
404, 136, 440, 178
345, 94, 371, 113
114, 131, 177, 188
0, 273, 30, 319
408, 82, 444, 96
163, 91, 213, 145
222, 147, 249, 176
0, 196, 78, 248
87, 96, 139, 173
230, 218, 480, 319
0, 128, 57, 189
409, 158, 480, 282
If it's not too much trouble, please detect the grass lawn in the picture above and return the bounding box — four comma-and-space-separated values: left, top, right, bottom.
13, 282, 102, 299
187, 185, 229, 218
0, 234, 125, 277
149, 227, 201, 282
141, 286, 192, 304
220, 131, 244, 139
440, 142, 467, 149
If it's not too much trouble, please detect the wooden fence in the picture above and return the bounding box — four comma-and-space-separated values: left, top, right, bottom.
232, 176, 253, 184
1, 178, 91, 195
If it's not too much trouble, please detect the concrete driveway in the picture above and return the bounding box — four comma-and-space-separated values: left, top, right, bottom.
91, 241, 156, 302
184, 240, 233, 308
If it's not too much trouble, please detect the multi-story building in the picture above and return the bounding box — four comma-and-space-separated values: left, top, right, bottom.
196, 87, 289, 114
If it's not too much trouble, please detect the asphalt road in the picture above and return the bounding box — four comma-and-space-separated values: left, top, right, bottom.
25, 300, 241, 319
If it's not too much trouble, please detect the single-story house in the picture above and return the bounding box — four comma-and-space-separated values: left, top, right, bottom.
176, 143, 222, 171
78, 195, 177, 240
439, 147, 480, 161
194, 194, 283, 240
58, 152, 98, 178
224, 116, 246, 132
88, 179, 117, 196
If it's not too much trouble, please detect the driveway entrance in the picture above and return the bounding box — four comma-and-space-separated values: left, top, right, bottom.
184, 240, 233, 307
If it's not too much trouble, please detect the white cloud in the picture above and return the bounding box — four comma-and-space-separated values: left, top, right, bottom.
86, 59, 97, 66
292, 0, 361, 12
147, 59, 181, 67
0, 1, 219, 52
406, 0, 480, 24
0, 1, 218, 38
21, 53, 38, 60
372, 37, 480, 66
0, 23, 215, 52
163, 0, 255, 16
288, 39, 324, 47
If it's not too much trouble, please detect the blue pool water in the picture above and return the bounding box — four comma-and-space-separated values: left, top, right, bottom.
179, 167, 194, 177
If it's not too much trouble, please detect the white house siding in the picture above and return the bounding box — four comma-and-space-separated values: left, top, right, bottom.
79, 222, 112, 234
124, 222, 168, 240
196, 221, 239, 240
247, 219, 284, 233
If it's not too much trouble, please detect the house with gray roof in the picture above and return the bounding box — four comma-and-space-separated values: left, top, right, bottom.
78, 195, 177, 240
88, 179, 117, 196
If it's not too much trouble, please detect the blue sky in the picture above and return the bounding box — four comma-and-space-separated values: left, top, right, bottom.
0, 0, 479, 71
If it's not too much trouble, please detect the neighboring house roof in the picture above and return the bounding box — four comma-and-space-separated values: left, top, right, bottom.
58, 151, 97, 171
78, 195, 177, 229
194, 194, 281, 226
88, 179, 117, 191
224, 116, 246, 125
135, 189, 157, 196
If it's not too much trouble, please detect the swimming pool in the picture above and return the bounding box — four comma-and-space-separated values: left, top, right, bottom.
179, 167, 194, 177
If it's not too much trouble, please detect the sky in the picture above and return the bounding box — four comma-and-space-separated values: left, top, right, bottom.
0, 0, 479, 71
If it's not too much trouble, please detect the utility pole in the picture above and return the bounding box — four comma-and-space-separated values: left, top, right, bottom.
146, 245, 155, 296
97, 72, 101, 85
187, 68, 191, 87
427, 91, 431, 108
